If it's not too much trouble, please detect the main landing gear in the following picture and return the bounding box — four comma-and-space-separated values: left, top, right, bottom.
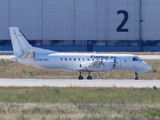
135, 72, 139, 80
87, 72, 92, 80
78, 72, 92, 80
78, 72, 83, 80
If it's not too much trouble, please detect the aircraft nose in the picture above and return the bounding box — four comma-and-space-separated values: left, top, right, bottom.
145, 64, 152, 71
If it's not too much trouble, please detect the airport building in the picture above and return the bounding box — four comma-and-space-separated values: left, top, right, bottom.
0, 0, 160, 52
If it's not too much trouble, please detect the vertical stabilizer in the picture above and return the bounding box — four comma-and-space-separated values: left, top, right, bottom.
9, 27, 32, 56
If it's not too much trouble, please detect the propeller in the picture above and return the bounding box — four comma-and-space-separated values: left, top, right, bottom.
112, 57, 117, 69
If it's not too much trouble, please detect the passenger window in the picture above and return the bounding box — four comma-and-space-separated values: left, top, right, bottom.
87, 58, 89, 61
74, 58, 76, 61
69, 58, 72, 61
61, 58, 63, 61
65, 58, 67, 61
78, 58, 80, 61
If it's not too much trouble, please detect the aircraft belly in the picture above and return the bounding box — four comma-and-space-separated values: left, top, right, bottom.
118, 61, 142, 71
120, 65, 133, 71
49, 62, 75, 71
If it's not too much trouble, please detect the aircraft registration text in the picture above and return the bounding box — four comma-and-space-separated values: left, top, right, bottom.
34, 58, 49, 61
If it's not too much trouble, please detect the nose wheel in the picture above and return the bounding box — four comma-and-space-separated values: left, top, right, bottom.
135, 72, 139, 80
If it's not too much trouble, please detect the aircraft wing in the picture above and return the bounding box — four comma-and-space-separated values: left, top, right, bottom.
80, 61, 102, 70
87, 61, 102, 68
21, 50, 35, 58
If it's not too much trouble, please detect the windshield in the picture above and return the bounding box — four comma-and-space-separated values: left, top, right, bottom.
133, 57, 142, 61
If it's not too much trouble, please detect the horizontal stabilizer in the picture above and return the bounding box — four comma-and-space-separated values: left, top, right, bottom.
21, 50, 35, 58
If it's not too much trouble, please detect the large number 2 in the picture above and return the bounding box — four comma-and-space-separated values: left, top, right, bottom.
117, 10, 129, 32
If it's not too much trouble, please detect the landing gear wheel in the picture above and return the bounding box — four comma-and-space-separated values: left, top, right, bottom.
87, 76, 92, 80
87, 72, 92, 80
135, 72, 139, 80
78, 76, 83, 80
78, 72, 83, 80
135, 77, 139, 80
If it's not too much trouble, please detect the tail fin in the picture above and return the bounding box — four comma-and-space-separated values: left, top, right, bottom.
9, 27, 58, 56
9, 27, 32, 56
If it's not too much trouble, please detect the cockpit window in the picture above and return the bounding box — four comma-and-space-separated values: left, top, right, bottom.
133, 57, 142, 61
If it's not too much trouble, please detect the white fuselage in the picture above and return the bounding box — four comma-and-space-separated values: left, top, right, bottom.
15, 53, 151, 73
9, 27, 152, 80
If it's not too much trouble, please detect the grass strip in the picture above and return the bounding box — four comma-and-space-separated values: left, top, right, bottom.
0, 87, 159, 119
0, 87, 159, 104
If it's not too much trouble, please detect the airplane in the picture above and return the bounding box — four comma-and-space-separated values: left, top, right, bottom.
9, 27, 152, 80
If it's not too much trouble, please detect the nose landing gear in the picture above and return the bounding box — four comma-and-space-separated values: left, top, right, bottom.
135, 72, 139, 80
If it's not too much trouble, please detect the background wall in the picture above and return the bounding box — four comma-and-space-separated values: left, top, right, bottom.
0, 0, 158, 40
0, 0, 160, 52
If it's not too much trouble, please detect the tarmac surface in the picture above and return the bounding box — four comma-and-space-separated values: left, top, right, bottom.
138, 55, 160, 59
0, 79, 159, 88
